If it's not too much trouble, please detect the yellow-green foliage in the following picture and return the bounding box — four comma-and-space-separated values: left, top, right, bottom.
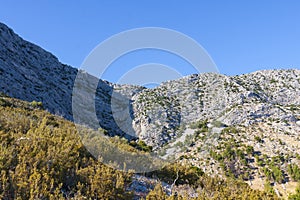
0, 96, 291, 199
289, 182, 300, 200
0, 97, 133, 199
146, 183, 166, 200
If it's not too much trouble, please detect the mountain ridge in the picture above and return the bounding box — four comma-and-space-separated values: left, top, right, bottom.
1, 22, 300, 147
1, 22, 300, 198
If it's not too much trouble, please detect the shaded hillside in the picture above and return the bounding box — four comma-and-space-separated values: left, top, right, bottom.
0, 22, 143, 139
0, 22, 77, 120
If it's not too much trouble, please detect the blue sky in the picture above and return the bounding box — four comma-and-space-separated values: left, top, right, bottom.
1, 1, 300, 83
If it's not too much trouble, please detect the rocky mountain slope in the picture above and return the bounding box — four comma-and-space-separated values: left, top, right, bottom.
1, 22, 300, 198
1, 22, 299, 147
0, 22, 77, 119
131, 70, 300, 148
0, 22, 142, 139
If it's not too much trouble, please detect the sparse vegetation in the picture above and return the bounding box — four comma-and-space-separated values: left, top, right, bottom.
288, 164, 300, 182
190, 120, 208, 131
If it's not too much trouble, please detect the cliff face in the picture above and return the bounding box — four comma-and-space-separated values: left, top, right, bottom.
0, 22, 299, 149
131, 69, 300, 147
0, 22, 77, 120
0, 22, 142, 139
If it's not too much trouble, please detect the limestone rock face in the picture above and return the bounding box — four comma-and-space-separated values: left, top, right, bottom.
0, 22, 77, 120
0, 22, 299, 149
0, 22, 143, 139
131, 70, 300, 147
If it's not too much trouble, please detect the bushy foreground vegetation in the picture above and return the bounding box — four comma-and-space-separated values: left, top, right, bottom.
0, 97, 133, 199
0, 96, 296, 199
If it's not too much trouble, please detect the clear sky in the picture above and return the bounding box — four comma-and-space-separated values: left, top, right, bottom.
1, 1, 300, 83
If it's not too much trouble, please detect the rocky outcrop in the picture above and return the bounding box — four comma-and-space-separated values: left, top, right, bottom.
0, 22, 143, 139
131, 70, 300, 147
0, 22, 299, 149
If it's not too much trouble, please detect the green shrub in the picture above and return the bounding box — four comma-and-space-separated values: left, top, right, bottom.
30, 100, 43, 108
288, 164, 300, 181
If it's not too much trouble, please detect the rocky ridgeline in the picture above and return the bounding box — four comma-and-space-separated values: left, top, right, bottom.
0, 22, 77, 120
131, 70, 300, 148
0, 22, 143, 139
0, 22, 299, 150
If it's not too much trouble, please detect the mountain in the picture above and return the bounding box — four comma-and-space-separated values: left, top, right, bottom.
1, 22, 300, 198
1, 22, 299, 147
0, 22, 77, 119
132, 69, 300, 147
0, 22, 142, 140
